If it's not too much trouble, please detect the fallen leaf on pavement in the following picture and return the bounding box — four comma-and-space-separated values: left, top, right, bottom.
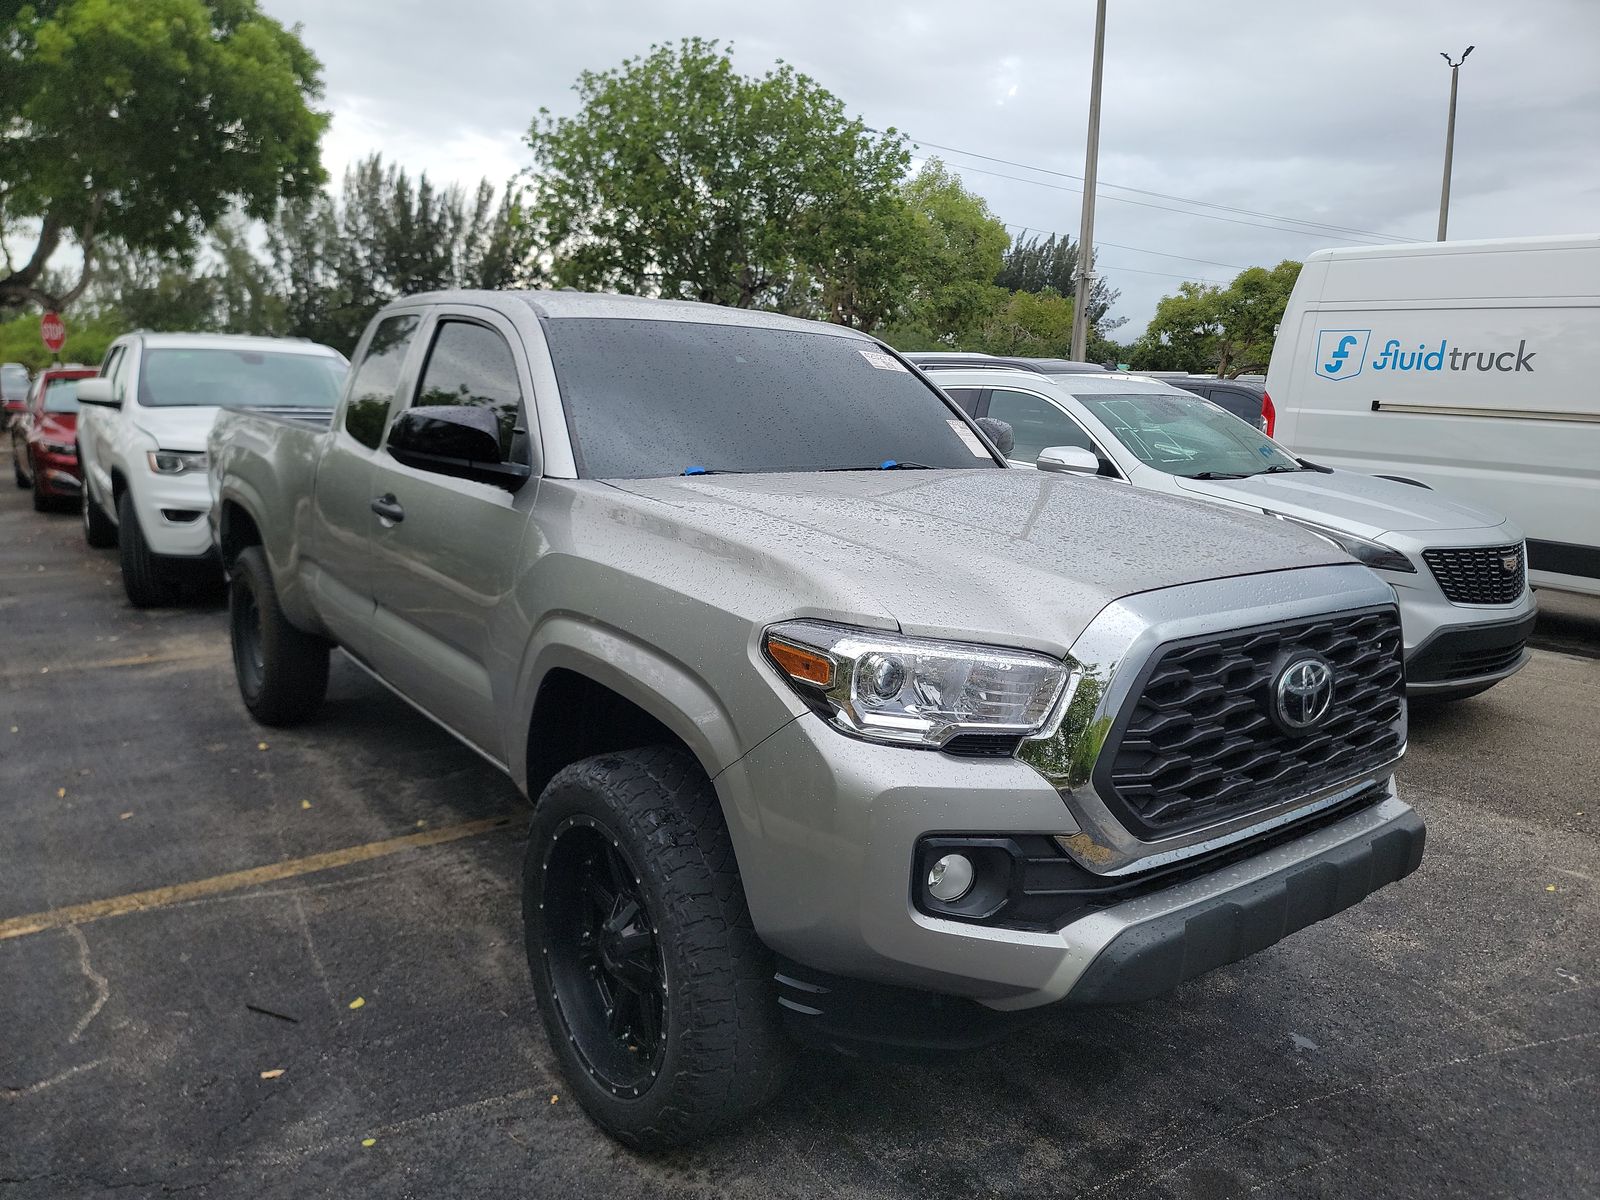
361, 1138, 376, 1148
260, 1069, 285, 1080
348, 996, 365, 1010
120, 812, 133, 820
301, 800, 312, 810
258, 742, 269, 751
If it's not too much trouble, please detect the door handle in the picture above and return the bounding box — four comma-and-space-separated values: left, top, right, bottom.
370, 494, 405, 524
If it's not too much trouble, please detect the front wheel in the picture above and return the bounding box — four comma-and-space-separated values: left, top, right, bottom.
82, 478, 117, 547
117, 492, 178, 607
229, 545, 329, 725
524, 746, 791, 1150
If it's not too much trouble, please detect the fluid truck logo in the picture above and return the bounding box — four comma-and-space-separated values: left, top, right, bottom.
1315, 329, 1537, 380
1315, 329, 1370, 380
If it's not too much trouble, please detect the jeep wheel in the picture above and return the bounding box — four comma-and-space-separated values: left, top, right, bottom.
82, 480, 117, 548
229, 545, 329, 725
117, 492, 178, 607
524, 746, 790, 1149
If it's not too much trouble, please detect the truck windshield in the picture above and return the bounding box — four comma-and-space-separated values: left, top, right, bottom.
138, 349, 347, 409
1075, 392, 1301, 478
541, 318, 1001, 479
43, 377, 83, 413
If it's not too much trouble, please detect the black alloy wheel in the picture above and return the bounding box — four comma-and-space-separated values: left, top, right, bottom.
540, 815, 667, 1096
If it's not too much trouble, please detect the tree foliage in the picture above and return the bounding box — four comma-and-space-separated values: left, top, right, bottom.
1, 0, 328, 312
996, 233, 1123, 335
1130, 261, 1301, 376
526, 38, 912, 328
893, 160, 1010, 344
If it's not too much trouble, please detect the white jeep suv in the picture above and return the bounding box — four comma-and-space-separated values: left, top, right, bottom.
77, 332, 346, 606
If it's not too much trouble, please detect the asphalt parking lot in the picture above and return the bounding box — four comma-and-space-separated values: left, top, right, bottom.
2, 482, 1596, 1200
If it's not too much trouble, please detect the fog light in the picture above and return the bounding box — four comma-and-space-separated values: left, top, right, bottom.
927, 853, 975, 902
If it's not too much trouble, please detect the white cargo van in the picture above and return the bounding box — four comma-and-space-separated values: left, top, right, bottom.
1265, 235, 1599, 597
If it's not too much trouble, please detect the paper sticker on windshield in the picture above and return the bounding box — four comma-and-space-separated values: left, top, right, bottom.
948, 419, 991, 458
859, 349, 908, 372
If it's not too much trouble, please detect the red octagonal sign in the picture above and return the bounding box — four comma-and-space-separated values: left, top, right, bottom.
41, 311, 66, 353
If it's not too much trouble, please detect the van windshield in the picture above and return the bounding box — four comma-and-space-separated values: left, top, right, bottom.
541, 318, 1001, 479
1076, 391, 1302, 478
138, 349, 347, 409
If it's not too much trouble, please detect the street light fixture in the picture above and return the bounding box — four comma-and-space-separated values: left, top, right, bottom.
1437, 44, 1474, 241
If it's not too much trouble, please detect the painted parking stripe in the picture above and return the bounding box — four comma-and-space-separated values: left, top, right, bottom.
0, 816, 519, 941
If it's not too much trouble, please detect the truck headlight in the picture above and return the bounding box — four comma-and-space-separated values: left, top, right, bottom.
1271, 514, 1416, 574
763, 620, 1071, 748
147, 450, 208, 476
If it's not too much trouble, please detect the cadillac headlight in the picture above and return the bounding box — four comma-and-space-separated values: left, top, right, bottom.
1272, 514, 1416, 574
763, 620, 1071, 748
147, 450, 208, 476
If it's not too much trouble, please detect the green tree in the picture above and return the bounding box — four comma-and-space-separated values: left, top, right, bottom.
975, 288, 1076, 357
1, 0, 328, 312
526, 38, 911, 321
1211, 259, 1301, 376
893, 160, 1010, 345
996, 232, 1122, 337
1130, 281, 1224, 373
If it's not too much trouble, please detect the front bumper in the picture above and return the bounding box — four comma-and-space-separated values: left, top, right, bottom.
716, 710, 1421, 1011
31, 449, 81, 497
1404, 610, 1537, 694
775, 794, 1423, 1049
128, 470, 214, 558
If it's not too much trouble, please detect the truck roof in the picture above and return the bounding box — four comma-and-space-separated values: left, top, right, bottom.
129, 332, 345, 358
392, 289, 877, 340
1304, 233, 1600, 264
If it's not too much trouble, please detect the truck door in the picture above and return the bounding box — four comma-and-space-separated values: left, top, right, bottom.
363, 309, 538, 762
307, 311, 425, 656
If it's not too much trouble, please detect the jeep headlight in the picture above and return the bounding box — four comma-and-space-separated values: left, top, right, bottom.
1271, 514, 1416, 574
763, 620, 1070, 748
147, 450, 208, 476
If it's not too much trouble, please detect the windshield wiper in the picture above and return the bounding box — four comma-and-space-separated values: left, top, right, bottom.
1262, 464, 1309, 474
824, 460, 936, 472
1184, 471, 1249, 480
681, 466, 748, 476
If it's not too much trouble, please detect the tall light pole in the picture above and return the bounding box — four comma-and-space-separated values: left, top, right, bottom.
1070, 0, 1108, 362
1437, 45, 1473, 241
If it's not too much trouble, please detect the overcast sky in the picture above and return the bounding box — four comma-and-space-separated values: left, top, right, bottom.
267, 0, 1600, 332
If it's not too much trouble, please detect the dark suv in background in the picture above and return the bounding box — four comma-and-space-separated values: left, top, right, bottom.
1153, 374, 1274, 433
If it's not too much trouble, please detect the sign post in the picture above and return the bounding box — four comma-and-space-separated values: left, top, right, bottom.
41, 311, 66, 356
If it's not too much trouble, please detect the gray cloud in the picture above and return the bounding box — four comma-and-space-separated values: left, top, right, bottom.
267, 0, 1600, 331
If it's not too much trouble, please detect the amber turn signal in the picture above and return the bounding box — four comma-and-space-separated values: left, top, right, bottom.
765, 637, 835, 688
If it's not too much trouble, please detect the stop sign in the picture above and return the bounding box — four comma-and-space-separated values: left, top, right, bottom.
41, 311, 66, 353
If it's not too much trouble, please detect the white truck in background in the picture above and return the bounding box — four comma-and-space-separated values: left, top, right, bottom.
1264, 234, 1599, 598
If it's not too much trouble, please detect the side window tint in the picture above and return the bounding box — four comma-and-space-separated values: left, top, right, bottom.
411, 320, 526, 461
984, 389, 1093, 462
942, 387, 982, 416
345, 314, 421, 450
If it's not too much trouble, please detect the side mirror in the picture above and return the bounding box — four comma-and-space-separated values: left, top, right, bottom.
386, 405, 530, 493
974, 417, 1015, 457
1036, 445, 1101, 476
76, 377, 119, 407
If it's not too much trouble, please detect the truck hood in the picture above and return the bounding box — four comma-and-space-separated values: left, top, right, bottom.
1172, 468, 1508, 540
129, 404, 219, 453
605, 470, 1352, 652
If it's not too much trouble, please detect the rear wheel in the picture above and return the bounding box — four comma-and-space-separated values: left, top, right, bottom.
229, 544, 329, 725
82, 477, 117, 547
525, 746, 790, 1149
117, 492, 179, 607
12, 445, 27, 489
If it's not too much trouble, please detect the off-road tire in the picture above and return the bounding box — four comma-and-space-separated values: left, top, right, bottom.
524, 746, 791, 1150
82, 478, 117, 547
229, 544, 329, 725
117, 492, 178, 607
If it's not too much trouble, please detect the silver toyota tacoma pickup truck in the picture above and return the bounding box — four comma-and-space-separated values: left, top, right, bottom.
208, 290, 1424, 1149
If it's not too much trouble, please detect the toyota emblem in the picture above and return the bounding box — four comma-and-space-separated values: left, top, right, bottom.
1274, 657, 1335, 732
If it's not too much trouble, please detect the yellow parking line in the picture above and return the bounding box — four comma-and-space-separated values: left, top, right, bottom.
0, 816, 518, 941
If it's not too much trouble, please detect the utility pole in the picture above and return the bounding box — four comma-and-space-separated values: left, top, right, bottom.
1437, 45, 1473, 241
1070, 0, 1107, 362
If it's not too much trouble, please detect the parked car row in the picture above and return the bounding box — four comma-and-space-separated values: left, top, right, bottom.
15, 274, 1553, 1150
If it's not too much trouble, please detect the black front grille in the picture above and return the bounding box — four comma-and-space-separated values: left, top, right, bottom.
1423, 543, 1526, 605
1098, 608, 1406, 837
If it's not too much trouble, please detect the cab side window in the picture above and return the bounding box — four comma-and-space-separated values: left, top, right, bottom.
410, 320, 528, 463
344, 314, 421, 450
984, 388, 1095, 463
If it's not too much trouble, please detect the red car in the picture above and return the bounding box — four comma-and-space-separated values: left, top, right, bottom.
11, 365, 96, 510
